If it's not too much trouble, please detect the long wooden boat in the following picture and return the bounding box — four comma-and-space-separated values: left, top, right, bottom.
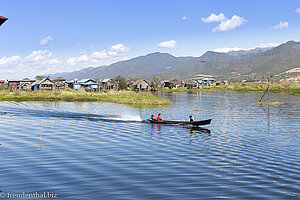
148, 119, 212, 126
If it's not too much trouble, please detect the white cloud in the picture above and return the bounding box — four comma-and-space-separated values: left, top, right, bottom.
213, 42, 280, 53
21, 50, 61, 70
66, 43, 130, 67
0, 43, 130, 79
202, 13, 247, 32
0, 55, 21, 65
66, 54, 89, 66
271, 21, 289, 29
108, 44, 130, 56
0, 50, 62, 79
40, 36, 53, 46
66, 57, 77, 66
213, 15, 247, 32
295, 8, 300, 14
256, 42, 280, 48
91, 50, 109, 60
157, 40, 177, 48
24, 50, 53, 62
201, 13, 226, 23
110, 44, 130, 53
77, 55, 89, 62
213, 47, 245, 53
182, 16, 187, 20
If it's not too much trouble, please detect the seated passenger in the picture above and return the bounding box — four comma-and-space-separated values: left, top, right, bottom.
157, 113, 162, 121
189, 115, 195, 122
151, 115, 156, 120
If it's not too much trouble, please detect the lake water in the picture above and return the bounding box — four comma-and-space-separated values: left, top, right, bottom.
0, 91, 299, 199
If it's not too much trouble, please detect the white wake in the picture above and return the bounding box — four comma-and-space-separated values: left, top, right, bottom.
105, 114, 142, 122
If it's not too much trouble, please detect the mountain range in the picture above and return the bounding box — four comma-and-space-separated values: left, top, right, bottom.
49, 41, 300, 81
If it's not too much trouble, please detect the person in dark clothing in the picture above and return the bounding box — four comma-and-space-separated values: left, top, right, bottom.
189, 115, 195, 122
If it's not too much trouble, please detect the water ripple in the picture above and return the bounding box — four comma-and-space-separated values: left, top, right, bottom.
0, 93, 300, 199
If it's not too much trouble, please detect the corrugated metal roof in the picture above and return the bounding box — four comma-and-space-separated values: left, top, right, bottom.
54, 77, 66, 81
37, 78, 54, 85
133, 80, 149, 86
8, 80, 21, 82
101, 78, 112, 83
79, 78, 97, 83
202, 78, 215, 81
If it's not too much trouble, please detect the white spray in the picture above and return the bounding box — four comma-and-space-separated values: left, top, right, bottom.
110, 114, 142, 122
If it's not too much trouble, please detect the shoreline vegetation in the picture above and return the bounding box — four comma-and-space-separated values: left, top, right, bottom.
0, 89, 171, 106
0, 82, 298, 106
163, 82, 300, 96
256, 101, 287, 105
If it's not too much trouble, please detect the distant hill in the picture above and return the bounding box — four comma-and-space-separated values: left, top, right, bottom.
49, 52, 199, 80
48, 41, 300, 80
226, 41, 300, 75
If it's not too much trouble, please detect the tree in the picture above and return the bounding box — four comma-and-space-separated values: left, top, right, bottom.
170, 77, 179, 84
132, 77, 138, 82
152, 76, 161, 85
35, 75, 49, 80
114, 75, 127, 90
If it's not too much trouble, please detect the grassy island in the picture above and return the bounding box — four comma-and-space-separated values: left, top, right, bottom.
163, 82, 300, 96
216, 82, 299, 96
0, 89, 171, 106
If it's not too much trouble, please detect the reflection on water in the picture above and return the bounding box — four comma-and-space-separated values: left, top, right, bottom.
0, 91, 299, 199
151, 123, 162, 133
150, 122, 211, 136
40, 126, 42, 150
187, 126, 211, 134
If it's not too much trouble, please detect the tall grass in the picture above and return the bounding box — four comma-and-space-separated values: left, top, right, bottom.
217, 82, 300, 95
162, 82, 299, 96
0, 90, 171, 106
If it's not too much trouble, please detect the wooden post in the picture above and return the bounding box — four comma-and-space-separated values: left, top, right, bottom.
267, 72, 270, 103
259, 72, 270, 102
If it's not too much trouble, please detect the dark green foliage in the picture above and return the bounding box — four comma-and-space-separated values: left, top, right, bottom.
35, 75, 49, 80
152, 76, 161, 84
114, 76, 127, 90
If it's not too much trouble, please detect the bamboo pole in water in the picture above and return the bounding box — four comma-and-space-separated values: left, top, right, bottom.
259, 73, 270, 102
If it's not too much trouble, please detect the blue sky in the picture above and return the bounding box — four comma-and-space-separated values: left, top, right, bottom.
1, 0, 300, 79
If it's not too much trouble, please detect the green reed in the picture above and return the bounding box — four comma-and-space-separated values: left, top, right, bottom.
0, 90, 171, 106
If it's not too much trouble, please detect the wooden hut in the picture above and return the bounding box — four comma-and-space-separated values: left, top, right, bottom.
53, 77, 67, 89
18, 78, 36, 91
78, 78, 98, 91
202, 78, 215, 86
32, 78, 54, 90
133, 80, 150, 91
7, 80, 20, 90
68, 79, 80, 90
101, 78, 115, 90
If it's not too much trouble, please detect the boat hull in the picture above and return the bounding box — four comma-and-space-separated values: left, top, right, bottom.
148, 119, 212, 126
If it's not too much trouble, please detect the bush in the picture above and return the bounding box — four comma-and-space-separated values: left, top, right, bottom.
65, 88, 73, 92
0, 85, 6, 91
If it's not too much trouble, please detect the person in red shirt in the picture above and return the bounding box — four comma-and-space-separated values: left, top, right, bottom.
157, 113, 162, 121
